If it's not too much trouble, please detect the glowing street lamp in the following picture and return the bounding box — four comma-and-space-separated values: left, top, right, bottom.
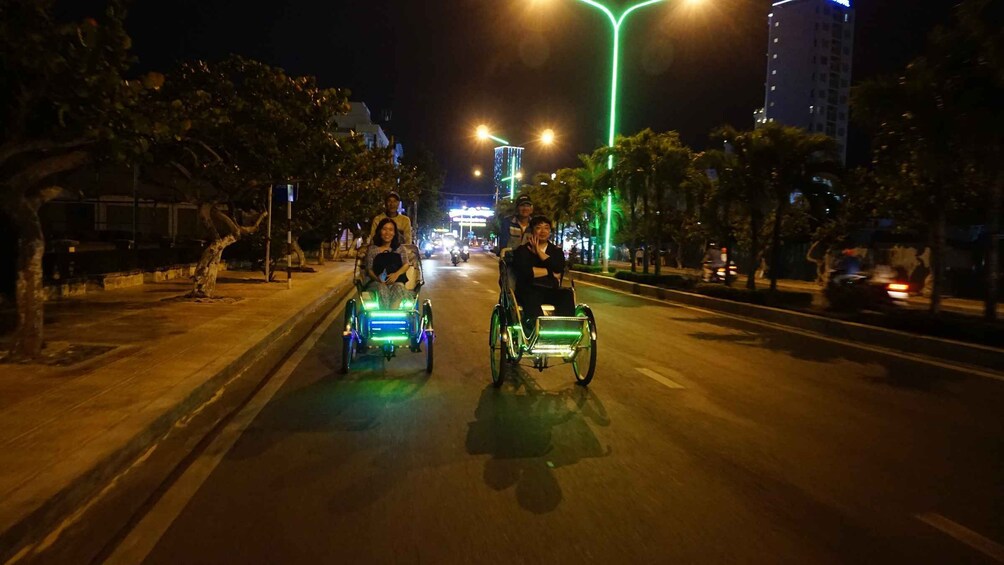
571, 0, 670, 272
475, 126, 556, 201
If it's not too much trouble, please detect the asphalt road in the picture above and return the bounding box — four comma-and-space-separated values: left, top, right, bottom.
108, 248, 1004, 564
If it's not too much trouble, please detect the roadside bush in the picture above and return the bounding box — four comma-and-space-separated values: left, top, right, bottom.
570, 264, 613, 275
614, 271, 696, 289
693, 284, 814, 308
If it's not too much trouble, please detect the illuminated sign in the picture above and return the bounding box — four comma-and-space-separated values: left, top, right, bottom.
449, 207, 493, 227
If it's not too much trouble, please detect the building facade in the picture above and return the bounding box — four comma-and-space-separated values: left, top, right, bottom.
763, 0, 855, 163
492, 145, 523, 203
333, 101, 404, 164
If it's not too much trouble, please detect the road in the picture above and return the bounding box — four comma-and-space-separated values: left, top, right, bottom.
106, 248, 1004, 564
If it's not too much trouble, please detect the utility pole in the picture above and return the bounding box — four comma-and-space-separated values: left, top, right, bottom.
265, 185, 273, 283
286, 184, 294, 289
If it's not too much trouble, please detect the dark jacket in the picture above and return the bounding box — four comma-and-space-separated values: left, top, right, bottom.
512, 241, 566, 291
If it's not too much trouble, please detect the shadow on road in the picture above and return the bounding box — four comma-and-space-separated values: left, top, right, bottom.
683, 315, 969, 392
465, 368, 611, 514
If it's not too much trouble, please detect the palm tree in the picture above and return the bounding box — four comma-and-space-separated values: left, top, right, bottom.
756, 123, 839, 291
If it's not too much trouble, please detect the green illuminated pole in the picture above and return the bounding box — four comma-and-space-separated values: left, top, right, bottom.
573, 0, 666, 273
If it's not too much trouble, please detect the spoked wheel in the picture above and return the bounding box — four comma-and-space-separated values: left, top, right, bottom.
572, 305, 597, 386
489, 305, 507, 387
341, 300, 358, 374
423, 301, 434, 374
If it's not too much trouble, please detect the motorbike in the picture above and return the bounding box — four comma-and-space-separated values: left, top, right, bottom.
422, 241, 434, 259
825, 271, 909, 311
701, 260, 738, 283
460, 245, 470, 262
450, 245, 461, 266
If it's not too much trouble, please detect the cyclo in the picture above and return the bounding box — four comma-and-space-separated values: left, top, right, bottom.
342, 243, 434, 374
488, 250, 597, 387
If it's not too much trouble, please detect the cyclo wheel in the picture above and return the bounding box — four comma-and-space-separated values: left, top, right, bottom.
423, 302, 434, 374
572, 305, 597, 386
341, 300, 357, 374
489, 304, 507, 387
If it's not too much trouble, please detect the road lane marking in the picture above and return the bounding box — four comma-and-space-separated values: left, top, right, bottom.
578, 280, 1004, 384
916, 513, 1004, 562
102, 299, 346, 565
636, 367, 685, 389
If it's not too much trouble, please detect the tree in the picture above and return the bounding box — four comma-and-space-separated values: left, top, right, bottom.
854, 18, 992, 315
756, 123, 838, 291
147, 56, 349, 297
0, 0, 169, 358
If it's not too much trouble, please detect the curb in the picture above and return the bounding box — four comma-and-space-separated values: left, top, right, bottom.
1, 271, 355, 564
573, 271, 1004, 375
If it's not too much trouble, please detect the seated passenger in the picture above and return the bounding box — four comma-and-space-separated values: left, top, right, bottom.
364, 218, 412, 309
512, 215, 575, 334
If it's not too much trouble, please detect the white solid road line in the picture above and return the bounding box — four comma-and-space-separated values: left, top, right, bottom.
636, 367, 686, 389
916, 513, 1004, 563
579, 280, 1004, 384
102, 302, 345, 565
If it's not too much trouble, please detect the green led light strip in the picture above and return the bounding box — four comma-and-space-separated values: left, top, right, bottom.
538, 330, 585, 337
369, 312, 410, 319
371, 336, 409, 342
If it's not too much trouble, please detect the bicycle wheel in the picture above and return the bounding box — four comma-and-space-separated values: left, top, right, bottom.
489, 305, 507, 387
572, 305, 597, 386
423, 302, 434, 374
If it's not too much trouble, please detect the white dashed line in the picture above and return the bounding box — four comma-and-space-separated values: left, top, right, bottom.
636, 367, 685, 389
916, 513, 1004, 562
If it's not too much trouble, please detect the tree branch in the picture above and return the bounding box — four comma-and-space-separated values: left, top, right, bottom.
0, 138, 96, 168
5, 150, 91, 195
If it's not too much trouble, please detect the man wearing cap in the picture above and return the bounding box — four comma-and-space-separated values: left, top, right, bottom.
368, 191, 412, 245
498, 194, 533, 256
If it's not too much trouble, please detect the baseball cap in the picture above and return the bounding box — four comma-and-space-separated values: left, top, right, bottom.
515, 194, 532, 206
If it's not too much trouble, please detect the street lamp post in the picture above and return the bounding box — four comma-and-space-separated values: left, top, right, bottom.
571, 0, 667, 273
476, 126, 554, 202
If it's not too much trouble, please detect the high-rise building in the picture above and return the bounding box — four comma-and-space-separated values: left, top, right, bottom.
762, 0, 855, 163
493, 146, 524, 203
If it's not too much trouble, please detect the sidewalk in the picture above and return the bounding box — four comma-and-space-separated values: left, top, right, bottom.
607, 261, 1000, 317
0, 261, 354, 561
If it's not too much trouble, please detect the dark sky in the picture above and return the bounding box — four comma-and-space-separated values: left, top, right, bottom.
109, 1, 957, 199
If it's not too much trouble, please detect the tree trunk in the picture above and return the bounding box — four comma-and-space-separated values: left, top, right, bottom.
291, 238, 307, 267
641, 193, 650, 275
190, 234, 235, 298
9, 197, 46, 359
986, 175, 1001, 321
929, 207, 946, 315
770, 203, 783, 292
747, 213, 761, 290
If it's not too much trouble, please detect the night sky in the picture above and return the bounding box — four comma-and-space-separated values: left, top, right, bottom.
94, 1, 957, 199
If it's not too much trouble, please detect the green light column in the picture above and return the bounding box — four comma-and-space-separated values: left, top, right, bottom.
574, 0, 666, 273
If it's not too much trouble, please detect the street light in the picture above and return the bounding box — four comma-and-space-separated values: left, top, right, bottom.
475, 126, 556, 201
569, 0, 671, 272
